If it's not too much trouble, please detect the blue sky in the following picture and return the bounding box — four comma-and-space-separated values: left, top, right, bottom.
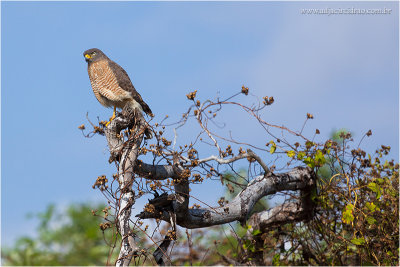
2, 1, 398, 246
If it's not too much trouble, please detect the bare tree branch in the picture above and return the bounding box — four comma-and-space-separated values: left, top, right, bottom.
247, 172, 315, 231
133, 149, 268, 181
133, 161, 177, 180
247, 202, 309, 231
137, 167, 315, 229
246, 149, 270, 174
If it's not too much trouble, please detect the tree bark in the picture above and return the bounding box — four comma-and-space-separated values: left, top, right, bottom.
105, 106, 146, 266
137, 167, 315, 229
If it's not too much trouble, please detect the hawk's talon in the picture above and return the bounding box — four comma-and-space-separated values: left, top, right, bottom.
105, 106, 117, 127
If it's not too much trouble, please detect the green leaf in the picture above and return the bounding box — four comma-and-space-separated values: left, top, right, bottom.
351, 237, 365, 245
286, 150, 295, 158
270, 142, 276, 154
252, 229, 262, 236
249, 245, 255, 252
272, 254, 280, 266
342, 204, 354, 224
366, 202, 377, 212
345, 203, 354, 211
388, 187, 398, 198
314, 150, 326, 167
368, 182, 378, 192
303, 157, 315, 168
242, 240, 255, 252
366, 216, 377, 225
297, 151, 306, 160
368, 182, 382, 198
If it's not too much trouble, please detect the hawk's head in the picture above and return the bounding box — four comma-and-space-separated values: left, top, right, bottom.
83, 48, 107, 63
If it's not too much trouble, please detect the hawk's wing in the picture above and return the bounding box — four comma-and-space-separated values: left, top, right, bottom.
108, 60, 153, 116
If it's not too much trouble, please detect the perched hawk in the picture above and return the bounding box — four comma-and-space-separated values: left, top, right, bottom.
83, 48, 153, 125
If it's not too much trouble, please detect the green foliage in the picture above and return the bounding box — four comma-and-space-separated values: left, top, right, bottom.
269, 140, 277, 154
252, 229, 262, 236
342, 204, 355, 225
286, 150, 296, 158
1, 203, 120, 266
280, 131, 399, 266
272, 254, 280, 266
176, 130, 399, 266
350, 237, 366, 246
314, 149, 326, 167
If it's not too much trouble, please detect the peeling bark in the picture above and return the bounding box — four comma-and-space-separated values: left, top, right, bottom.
105, 106, 145, 266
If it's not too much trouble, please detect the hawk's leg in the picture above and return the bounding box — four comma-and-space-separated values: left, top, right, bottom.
106, 106, 117, 127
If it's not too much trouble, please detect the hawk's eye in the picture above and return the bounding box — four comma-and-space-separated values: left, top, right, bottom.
92, 51, 97, 56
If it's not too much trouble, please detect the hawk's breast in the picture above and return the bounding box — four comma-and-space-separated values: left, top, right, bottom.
88, 60, 133, 108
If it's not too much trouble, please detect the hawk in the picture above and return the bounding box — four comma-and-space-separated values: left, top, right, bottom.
83, 48, 153, 126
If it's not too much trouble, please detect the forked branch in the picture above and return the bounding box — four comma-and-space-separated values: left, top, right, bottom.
137, 166, 315, 229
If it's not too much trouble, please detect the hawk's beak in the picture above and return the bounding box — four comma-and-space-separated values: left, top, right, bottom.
84, 54, 91, 59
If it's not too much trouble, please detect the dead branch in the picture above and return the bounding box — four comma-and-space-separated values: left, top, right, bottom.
137, 166, 315, 229
133, 149, 269, 181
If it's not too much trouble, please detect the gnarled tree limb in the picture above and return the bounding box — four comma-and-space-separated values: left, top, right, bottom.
137, 166, 315, 229
133, 149, 270, 181
247, 172, 316, 231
